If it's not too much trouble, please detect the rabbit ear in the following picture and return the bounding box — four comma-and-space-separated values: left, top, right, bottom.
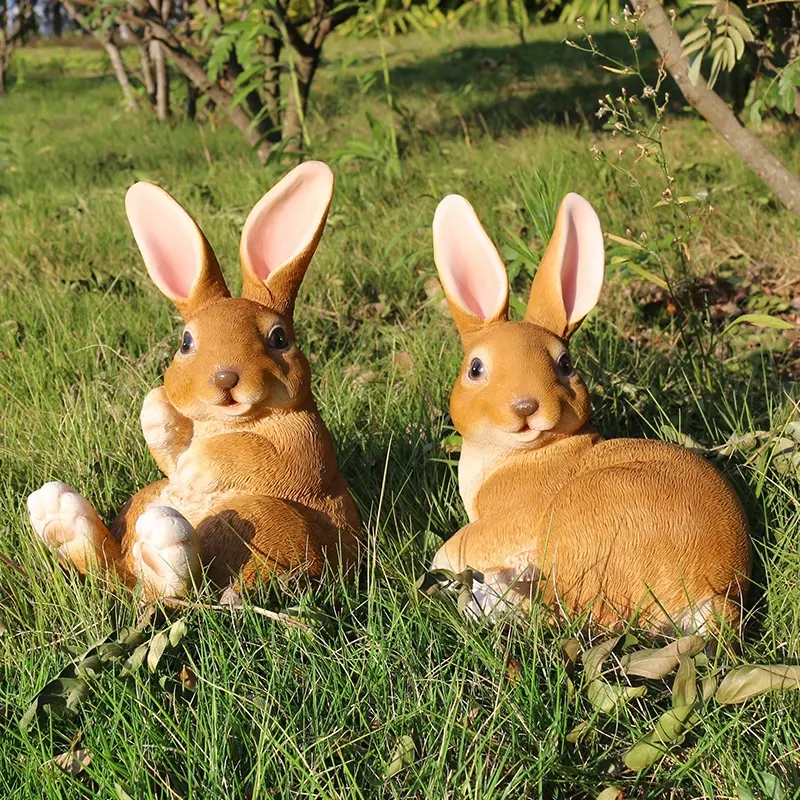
125, 182, 229, 320
433, 194, 509, 337
239, 161, 334, 316
525, 193, 604, 338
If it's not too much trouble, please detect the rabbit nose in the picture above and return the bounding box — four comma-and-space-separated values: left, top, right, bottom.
212, 369, 239, 390
511, 397, 539, 418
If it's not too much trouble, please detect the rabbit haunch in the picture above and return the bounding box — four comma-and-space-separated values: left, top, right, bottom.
431, 192, 751, 633
28, 162, 361, 600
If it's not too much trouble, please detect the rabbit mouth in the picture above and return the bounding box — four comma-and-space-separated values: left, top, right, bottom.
510, 425, 543, 443
217, 401, 255, 417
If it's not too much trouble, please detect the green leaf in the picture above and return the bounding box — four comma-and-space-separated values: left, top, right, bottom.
671, 655, 697, 709
622, 636, 705, 679
728, 27, 745, 61
147, 631, 169, 673
624, 261, 670, 290
688, 51, 704, 86
115, 783, 135, 800
566, 721, 589, 743
778, 79, 796, 115
169, 619, 189, 648
758, 772, 787, 800
720, 313, 795, 337
622, 704, 696, 771
715, 665, 800, 704
122, 643, 149, 675
596, 789, 624, 800
583, 636, 621, 681
682, 24, 709, 47
726, 13, 754, 42
385, 735, 415, 777
586, 678, 647, 713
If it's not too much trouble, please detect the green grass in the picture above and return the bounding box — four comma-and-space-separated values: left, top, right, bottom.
1, 23, 799, 799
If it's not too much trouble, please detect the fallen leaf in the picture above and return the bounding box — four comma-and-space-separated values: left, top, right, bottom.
392, 351, 413, 372
586, 679, 647, 713
52, 749, 91, 775
596, 788, 624, 800
169, 618, 189, 648
506, 658, 522, 686
385, 735, 415, 778
566, 721, 589, 743
622, 636, 705, 679
715, 665, 800, 704
583, 636, 621, 681
562, 638, 581, 669
623, 704, 696, 771
178, 665, 197, 690
147, 631, 169, 673
671, 655, 697, 709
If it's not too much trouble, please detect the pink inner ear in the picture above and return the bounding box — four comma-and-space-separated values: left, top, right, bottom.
242, 162, 333, 279
559, 194, 605, 325
125, 183, 201, 300
433, 195, 508, 320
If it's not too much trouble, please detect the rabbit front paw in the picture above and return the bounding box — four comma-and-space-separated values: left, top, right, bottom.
141, 387, 193, 472
174, 448, 222, 493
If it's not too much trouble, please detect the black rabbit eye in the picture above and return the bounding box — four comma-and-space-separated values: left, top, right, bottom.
180, 330, 195, 355
268, 326, 289, 350
468, 358, 486, 380
557, 352, 573, 375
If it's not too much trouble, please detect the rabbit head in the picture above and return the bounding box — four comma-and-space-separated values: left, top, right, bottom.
125, 161, 334, 423
433, 192, 605, 450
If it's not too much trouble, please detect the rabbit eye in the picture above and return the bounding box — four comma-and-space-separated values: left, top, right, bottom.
268, 326, 289, 351
180, 330, 195, 355
557, 352, 574, 375
468, 358, 486, 381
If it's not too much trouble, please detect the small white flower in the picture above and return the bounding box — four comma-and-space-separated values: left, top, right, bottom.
643, 85, 656, 98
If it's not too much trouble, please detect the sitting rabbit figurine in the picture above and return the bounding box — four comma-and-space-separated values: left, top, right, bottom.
430, 191, 751, 633
28, 161, 361, 599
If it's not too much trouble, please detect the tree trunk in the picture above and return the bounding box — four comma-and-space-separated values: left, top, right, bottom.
263, 35, 283, 139
633, 0, 800, 218
138, 40, 156, 106
104, 29, 139, 111
53, 2, 63, 37
186, 75, 198, 120
0, 56, 6, 98
150, 39, 170, 121
281, 53, 319, 148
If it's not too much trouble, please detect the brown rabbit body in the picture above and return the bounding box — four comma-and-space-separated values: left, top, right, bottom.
431, 192, 751, 633
28, 162, 361, 599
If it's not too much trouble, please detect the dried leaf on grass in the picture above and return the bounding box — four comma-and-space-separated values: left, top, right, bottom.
583, 636, 622, 681
586, 679, 647, 713
715, 665, 800, 704
622, 703, 696, 771
621, 636, 706, 679
52, 749, 91, 775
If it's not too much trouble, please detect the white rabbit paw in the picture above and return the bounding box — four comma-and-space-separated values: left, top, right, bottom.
141, 387, 193, 461
27, 481, 110, 570
130, 506, 201, 600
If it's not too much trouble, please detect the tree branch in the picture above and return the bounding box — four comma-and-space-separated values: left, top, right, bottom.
633, 0, 800, 217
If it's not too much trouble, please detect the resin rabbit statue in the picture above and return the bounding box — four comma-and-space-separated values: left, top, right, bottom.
28, 161, 361, 600
430, 191, 751, 633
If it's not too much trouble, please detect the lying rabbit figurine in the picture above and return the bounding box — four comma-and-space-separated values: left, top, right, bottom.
430, 191, 751, 633
28, 161, 361, 599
